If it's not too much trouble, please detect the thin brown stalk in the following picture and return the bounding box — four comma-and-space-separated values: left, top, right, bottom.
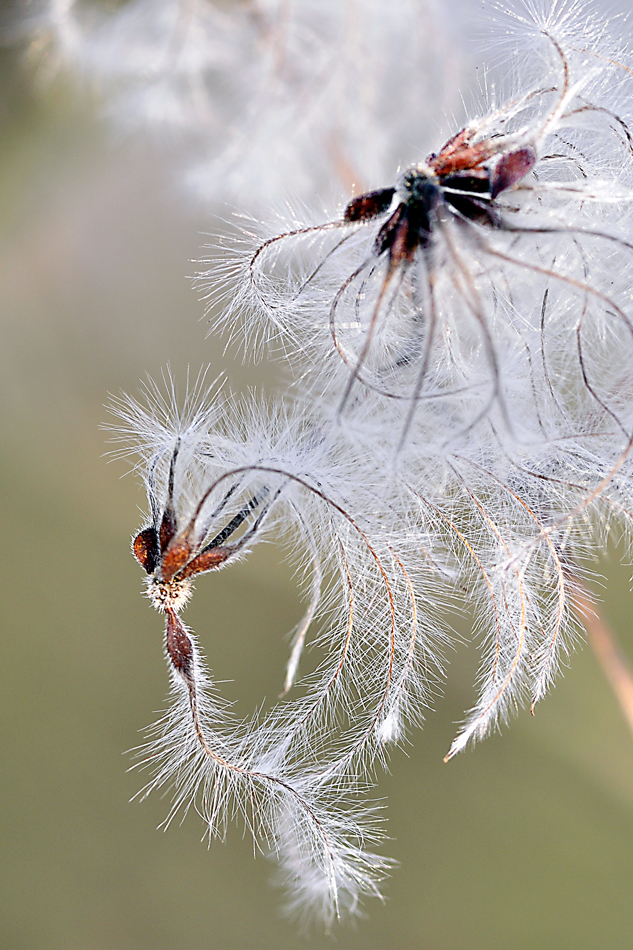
571, 578, 633, 739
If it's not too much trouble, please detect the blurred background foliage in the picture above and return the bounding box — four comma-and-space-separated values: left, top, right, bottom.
3, 7, 633, 949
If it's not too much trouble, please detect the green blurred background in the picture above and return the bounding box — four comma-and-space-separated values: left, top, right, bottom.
3, 26, 633, 950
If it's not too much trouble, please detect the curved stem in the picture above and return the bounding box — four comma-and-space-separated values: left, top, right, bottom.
570, 577, 633, 740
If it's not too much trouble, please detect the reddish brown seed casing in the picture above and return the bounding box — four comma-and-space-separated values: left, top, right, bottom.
344, 187, 396, 222
178, 547, 232, 579
490, 146, 537, 198
430, 138, 499, 176
133, 527, 159, 574
160, 537, 194, 582
165, 608, 193, 680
